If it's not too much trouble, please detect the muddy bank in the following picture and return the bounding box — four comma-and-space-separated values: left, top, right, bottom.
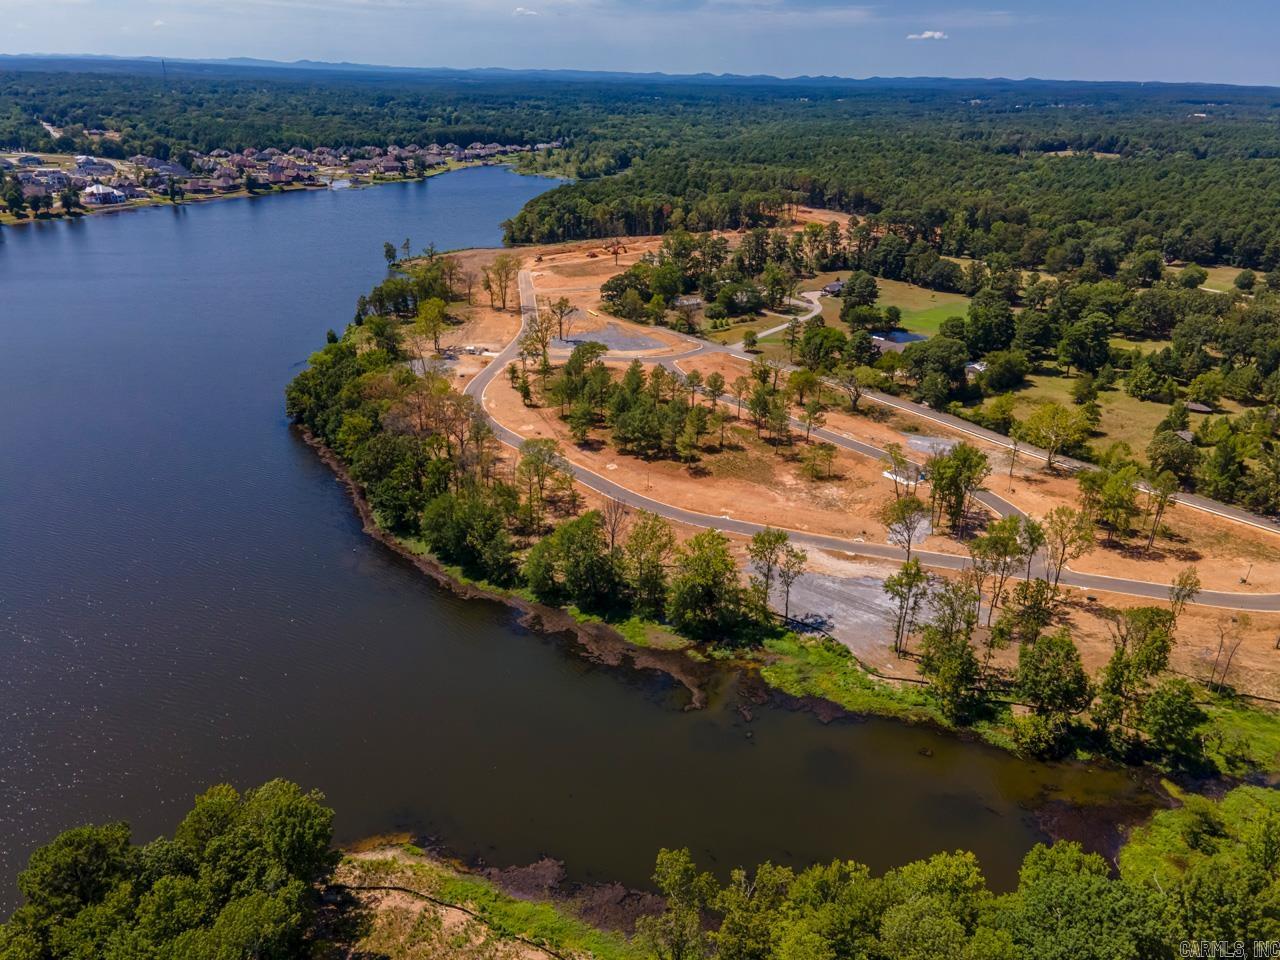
298, 428, 713, 708
338, 838, 661, 935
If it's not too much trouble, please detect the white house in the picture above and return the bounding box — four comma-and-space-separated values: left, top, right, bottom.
82, 183, 126, 205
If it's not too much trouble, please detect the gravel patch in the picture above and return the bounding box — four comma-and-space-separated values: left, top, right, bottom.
904, 434, 958, 456
553, 322, 664, 353
781, 572, 897, 663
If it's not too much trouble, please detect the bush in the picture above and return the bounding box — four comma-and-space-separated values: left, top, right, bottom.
1011, 713, 1073, 759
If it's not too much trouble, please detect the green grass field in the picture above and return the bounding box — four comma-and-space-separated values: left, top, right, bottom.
1200, 265, 1242, 293
705, 313, 787, 344
1006, 365, 1247, 461
1168, 263, 1247, 294
1008, 371, 1176, 459
802, 273, 969, 337
876, 279, 970, 335
1110, 336, 1174, 353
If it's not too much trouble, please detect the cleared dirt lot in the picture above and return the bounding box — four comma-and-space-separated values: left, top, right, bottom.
519, 246, 1280, 595
482, 366, 966, 555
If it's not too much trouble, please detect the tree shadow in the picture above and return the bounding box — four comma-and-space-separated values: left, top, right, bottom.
1095, 536, 1202, 564
312, 885, 375, 956
790, 611, 836, 634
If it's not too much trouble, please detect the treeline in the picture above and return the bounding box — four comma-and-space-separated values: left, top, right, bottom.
497, 76, 1280, 272
505, 119, 1280, 270
0, 68, 581, 158
638, 784, 1280, 958
286, 302, 802, 647
0, 780, 335, 959
7, 61, 1280, 268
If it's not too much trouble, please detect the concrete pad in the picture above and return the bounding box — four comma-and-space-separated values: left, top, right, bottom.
904, 434, 958, 456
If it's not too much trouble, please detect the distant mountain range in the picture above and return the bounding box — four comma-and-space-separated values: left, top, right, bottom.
1, 53, 1277, 94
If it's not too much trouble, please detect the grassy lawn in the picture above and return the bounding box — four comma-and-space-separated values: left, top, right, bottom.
1110, 336, 1173, 352
876, 278, 970, 336
1199, 265, 1245, 293
800, 272, 969, 338
894, 302, 966, 337
754, 331, 794, 364
1008, 366, 1248, 461
1168, 263, 1246, 294
945, 255, 1058, 286
1010, 371, 1171, 459
705, 313, 786, 344
799, 269, 848, 295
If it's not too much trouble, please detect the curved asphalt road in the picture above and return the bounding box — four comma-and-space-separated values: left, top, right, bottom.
466, 272, 1280, 612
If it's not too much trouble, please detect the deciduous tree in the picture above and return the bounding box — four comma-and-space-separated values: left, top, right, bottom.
879, 494, 929, 562
884, 558, 929, 657
667, 530, 745, 641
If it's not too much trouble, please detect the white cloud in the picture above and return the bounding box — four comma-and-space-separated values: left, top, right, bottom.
152, 18, 165, 26
513, 5, 537, 14
906, 29, 948, 40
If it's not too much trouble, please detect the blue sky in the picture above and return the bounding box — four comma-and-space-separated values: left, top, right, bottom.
4, 0, 1279, 86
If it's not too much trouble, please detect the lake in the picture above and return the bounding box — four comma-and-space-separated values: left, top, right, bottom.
0, 167, 1148, 910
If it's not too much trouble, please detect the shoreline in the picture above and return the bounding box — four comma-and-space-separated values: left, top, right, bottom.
296, 426, 1175, 862
297, 426, 711, 707
0, 159, 525, 230
297, 422, 986, 734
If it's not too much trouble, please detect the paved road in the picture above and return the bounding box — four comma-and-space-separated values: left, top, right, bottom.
851, 390, 1280, 535
722, 290, 823, 349
467, 271, 1280, 612
651, 298, 1280, 538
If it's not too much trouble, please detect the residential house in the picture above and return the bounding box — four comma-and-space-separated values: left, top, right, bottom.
81, 183, 125, 205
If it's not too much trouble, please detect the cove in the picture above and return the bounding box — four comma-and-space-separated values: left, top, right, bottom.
0, 167, 1151, 912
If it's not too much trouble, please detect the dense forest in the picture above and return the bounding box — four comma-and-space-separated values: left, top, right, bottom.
5, 59, 1280, 267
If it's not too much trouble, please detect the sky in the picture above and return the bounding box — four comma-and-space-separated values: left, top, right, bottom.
4, 0, 1279, 87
